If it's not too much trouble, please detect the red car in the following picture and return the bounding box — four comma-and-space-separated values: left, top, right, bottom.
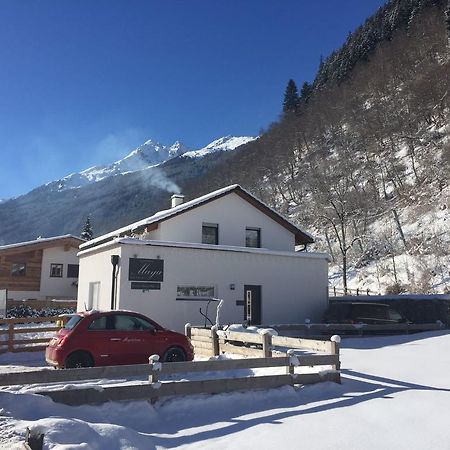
46, 310, 194, 369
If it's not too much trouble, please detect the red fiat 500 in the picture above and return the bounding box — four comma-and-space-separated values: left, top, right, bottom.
46, 310, 194, 368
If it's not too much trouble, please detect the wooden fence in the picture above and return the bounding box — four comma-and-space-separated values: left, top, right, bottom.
6, 298, 77, 310
186, 325, 340, 368
266, 322, 446, 338
0, 316, 62, 354
329, 286, 379, 296
0, 354, 340, 406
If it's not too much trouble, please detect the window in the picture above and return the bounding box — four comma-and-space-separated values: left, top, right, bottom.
388, 308, 404, 322
113, 314, 155, 331
67, 264, 79, 278
11, 263, 26, 277
88, 282, 100, 310
88, 316, 109, 330
202, 223, 218, 245
64, 315, 82, 329
177, 285, 215, 300
50, 263, 63, 278
246, 228, 261, 248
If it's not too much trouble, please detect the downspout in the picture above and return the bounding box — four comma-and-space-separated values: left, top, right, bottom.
110, 255, 120, 310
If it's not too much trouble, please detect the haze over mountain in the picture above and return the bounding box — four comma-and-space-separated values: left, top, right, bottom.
0, 135, 255, 245
46, 136, 256, 193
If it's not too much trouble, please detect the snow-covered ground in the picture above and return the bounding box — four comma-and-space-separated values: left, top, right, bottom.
328, 184, 450, 294
1, 331, 450, 449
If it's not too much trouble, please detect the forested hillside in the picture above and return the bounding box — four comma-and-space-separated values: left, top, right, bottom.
189, 0, 450, 294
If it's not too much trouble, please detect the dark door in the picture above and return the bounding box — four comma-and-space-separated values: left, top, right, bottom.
244, 285, 262, 325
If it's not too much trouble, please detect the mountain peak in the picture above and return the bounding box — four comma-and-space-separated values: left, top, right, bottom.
47, 134, 255, 192
183, 135, 257, 158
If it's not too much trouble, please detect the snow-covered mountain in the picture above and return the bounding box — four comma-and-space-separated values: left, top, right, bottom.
182, 136, 256, 159
49, 136, 255, 192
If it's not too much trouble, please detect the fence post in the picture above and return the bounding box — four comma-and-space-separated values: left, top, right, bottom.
330, 335, 341, 381
8, 323, 14, 353
286, 349, 298, 384
261, 331, 272, 358
304, 318, 311, 338
148, 354, 161, 404
211, 325, 220, 357
185, 323, 191, 339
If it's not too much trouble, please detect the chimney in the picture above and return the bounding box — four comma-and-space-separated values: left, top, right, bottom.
171, 194, 185, 208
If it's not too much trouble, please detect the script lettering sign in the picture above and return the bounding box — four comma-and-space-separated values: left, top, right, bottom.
129, 258, 164, 282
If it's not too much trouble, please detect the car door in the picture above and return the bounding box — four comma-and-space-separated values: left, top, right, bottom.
108, 313, 168, 365
84, 314, 115, 366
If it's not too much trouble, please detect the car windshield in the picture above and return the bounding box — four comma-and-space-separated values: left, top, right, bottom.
64, 315, 83, 329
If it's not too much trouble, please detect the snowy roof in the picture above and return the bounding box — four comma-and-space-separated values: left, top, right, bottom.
79, 237, 329, 261
80, 184, 314, 250
0, 234, 85, 252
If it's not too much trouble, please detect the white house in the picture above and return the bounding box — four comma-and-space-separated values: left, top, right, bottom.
77, 185, 329, 331
0, 235, 84, 301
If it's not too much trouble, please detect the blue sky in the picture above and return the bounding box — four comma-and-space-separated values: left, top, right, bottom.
0, 0, 386, 199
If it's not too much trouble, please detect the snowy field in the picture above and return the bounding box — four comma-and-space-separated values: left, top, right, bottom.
1, 331, 450, 449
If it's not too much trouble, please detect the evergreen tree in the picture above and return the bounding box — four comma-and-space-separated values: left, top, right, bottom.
445, 0, 450, 45
81, 216, 93, 241
282, 79, 299, 113
300, 81, 313, 103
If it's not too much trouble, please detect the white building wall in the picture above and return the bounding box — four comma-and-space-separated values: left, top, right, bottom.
39, 247, 80, 299
155, 193, 295, 251
109, 242, 328, 332
77, 246, 124, 312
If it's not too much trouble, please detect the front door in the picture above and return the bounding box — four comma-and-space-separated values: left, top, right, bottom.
244, 285, 262, 325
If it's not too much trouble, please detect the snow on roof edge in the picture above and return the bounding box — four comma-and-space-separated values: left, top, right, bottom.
78, 236, 330, 260
0, 234, 85, 251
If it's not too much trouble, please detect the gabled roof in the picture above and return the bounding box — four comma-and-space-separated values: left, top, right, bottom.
0, 234, 85, 254
80, 184, 314, 250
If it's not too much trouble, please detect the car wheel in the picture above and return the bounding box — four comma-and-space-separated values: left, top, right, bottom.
163, 347, 186, 363
65, 351, 94, 369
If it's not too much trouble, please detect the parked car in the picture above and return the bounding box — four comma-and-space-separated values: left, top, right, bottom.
322, 302, 408, 325
46, 310, 194, 369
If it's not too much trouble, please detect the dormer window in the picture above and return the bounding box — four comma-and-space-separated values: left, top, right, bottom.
246, 227, 261, 248
202, 223, 219, 245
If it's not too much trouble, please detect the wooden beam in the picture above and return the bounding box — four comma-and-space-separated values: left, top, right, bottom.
38, 374, 295, 406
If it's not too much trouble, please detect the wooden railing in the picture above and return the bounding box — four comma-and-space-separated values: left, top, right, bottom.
0, 316, 62, 354
329, 286, 379, 296
187, 325, 340, 369
0, 354, 341, 406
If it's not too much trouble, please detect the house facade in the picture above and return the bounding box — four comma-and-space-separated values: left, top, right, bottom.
0, 235, 84, 301
77, 185, 329, 331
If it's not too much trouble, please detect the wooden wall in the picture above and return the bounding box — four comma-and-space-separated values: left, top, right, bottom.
0, 249, 43, 292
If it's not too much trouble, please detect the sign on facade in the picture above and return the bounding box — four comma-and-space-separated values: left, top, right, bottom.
128, 258, 164, 282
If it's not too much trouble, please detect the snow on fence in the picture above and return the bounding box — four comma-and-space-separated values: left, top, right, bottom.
0, 353, 340, 406
0, 316, 62, 353
186, 325, 340, 370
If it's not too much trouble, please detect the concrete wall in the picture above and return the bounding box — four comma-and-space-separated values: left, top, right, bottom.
143, 193, 295, 251
77, 241, 328, 332
77, 245, 124, 312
